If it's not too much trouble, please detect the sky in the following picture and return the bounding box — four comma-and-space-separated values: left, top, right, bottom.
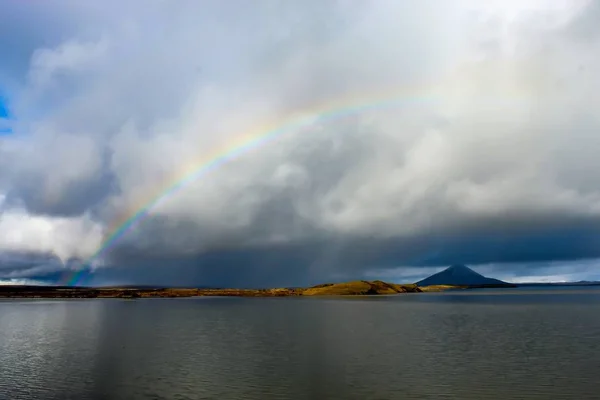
0, 96, 11, 134
1, 0, 600, 287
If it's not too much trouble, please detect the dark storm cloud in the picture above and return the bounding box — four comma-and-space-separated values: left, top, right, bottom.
86, 218, 600, 287
0, 251, 63, 279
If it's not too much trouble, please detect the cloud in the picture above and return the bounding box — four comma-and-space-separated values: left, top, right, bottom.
0, 278, 50, 286
1, 0, 600, 285
0, 196, 103, 263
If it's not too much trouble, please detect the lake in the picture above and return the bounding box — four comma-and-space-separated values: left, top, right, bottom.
1, 287, 600, 399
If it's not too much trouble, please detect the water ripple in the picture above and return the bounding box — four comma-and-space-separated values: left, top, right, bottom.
1, 291, 600, 399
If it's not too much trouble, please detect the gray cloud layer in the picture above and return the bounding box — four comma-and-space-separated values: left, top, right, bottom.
1, 0, 600, 285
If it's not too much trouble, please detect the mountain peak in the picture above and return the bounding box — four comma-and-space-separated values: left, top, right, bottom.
416, 264, 508, 287
446, 264, 476, 273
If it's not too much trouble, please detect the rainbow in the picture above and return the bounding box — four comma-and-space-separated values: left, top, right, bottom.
63, 73, 526, 286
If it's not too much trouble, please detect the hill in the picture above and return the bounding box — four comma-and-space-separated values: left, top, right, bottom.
302, 280, 421, 296
416, 264, 515, 287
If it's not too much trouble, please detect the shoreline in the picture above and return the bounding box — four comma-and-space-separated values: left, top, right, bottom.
0, 281, 519, 299
0, 286, 303, 299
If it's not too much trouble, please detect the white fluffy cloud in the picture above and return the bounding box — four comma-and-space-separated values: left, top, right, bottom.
0, 278, 49, 286
1, 0, 600, 279
0, 195, 103, 262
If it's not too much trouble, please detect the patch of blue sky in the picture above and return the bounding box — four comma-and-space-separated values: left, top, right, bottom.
0, 96, 13, 134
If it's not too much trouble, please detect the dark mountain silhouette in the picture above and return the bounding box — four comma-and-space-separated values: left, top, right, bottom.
416, 264, 512, 287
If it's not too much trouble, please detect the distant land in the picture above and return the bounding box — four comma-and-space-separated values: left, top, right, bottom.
2, 264, 600, 298
416, 264, 600, 288
515, 281, 600, 287
0, 281, 422, 298
416, 264, 517, 288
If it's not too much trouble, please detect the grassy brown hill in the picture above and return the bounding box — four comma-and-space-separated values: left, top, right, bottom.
303, 280, 421, 296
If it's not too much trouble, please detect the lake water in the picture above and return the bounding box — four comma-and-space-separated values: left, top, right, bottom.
1, 288, 600, 399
